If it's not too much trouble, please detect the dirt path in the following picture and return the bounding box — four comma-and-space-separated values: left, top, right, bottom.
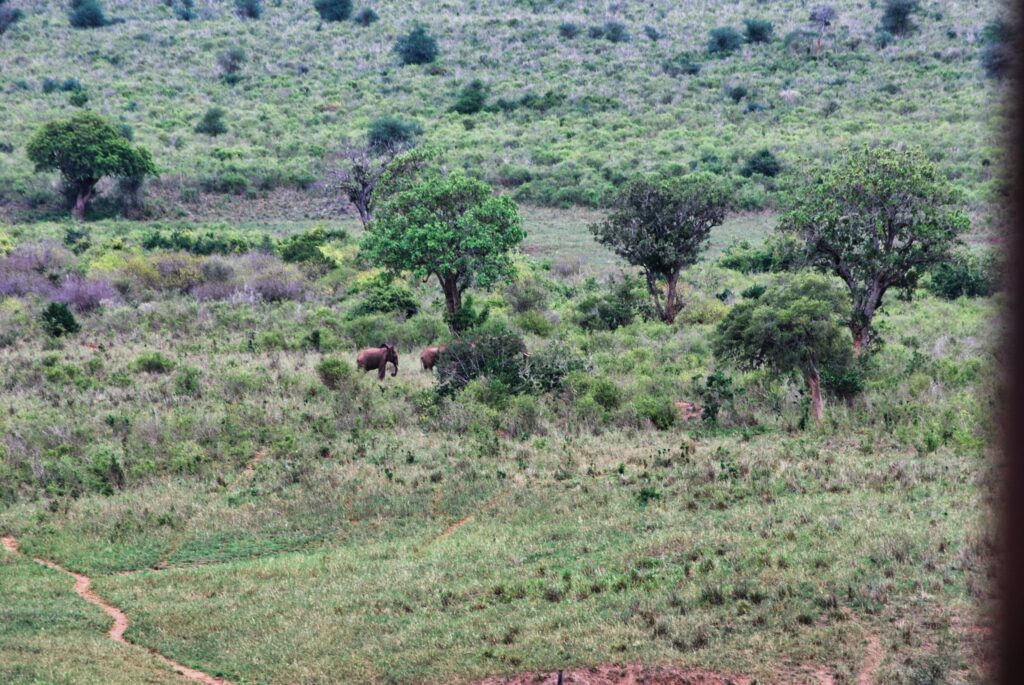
856, 633, 883, 685
2, 535, 233, 685
417, 489, 509, 554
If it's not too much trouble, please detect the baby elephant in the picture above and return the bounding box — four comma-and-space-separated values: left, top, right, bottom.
357, 343, 398, 380
420, 345, 447, 371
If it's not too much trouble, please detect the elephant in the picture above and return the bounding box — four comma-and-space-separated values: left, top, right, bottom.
420, 345, 447, 371
357, 343, 398, 380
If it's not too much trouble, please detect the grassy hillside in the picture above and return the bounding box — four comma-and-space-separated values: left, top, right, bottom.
0, 0, 1009, 217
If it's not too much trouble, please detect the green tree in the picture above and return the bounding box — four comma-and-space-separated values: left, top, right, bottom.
26, 112, 156, 220
69, 0, 107, 28
313, 0, 351, 22
361, 171, 524, 331
779, 145, 968, 354
590, 173, 730, 324
713, 273, 852, 423
395, 24, 438, 65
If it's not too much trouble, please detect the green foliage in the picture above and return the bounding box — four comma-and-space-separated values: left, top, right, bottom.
925, 250, 1001, 299
528, 340, 585, 392
714, 272, 852, 381
591, 173, 730, 323
588, 21, 629, 43
362, 171, 524, 325
68, 89, 89, 108
235, 0, 262, 20
741, 148, 781, 177
195, 107, 228, 136
133, 351, 175, 374
636, 396, 676, 430
26, 112, 155, 216
779, 145, 969, 344
350, 272, 418, 318
436, 327, 529, 396
707, 26, 743, 55
879, 0, 920, 36
720, 234, 801, 274
68, 0, 107, 29
173, 366, 202, 396
141, 227, 268, 255
573, 276, 647, 331
313, 0, 351, 22
980, 19, 1014, 79
444, 293, 489, 334
452, 80, 489, 115
353, 7, 378, 26
278, 227, 344, 270
40, 302, 80, 337
367, 116, 420, 151
744, 18, 774, 43
726, 84, 748, 103
662, 52, 702, 77
218, 47, 246, 84
697, 370, 734, 424
395, 24, 438, 65
173, 0, 197, 21
0, 2, 24, 35
557, 22, 579, 39
316, 357, 352, 390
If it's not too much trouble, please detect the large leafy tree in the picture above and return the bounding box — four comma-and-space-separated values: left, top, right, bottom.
779, 145, 968, 354
591, 173, 730, 324
713, 273, 852, 423
26, 112, 155, 220
361, 171, 524, 331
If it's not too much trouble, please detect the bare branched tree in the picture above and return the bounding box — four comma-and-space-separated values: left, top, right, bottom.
319, 142, 407, 229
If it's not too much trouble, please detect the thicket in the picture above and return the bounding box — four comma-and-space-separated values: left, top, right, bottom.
708, 27, 743, 55
395, 25, 438, 65
69, 0, 108, 28
313, 0, 351, 22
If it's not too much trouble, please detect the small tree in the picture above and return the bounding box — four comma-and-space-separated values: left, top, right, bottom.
452, 79, 489, 115
590, 173, 730, 324
27, 112, 156, 220
320, 142, 426, 228
354, 7, 378, 26
779, 146, 969, 354
195, 107, 228, 136
708, 26, 743, 55
41, 301, 81, 337
367, 116, 420, 151
361, 171, 524, 330
235, 0, 262, 19
1, 0, 24, 36
69, 0, 107, 28
395, 24, 438, 65
879, 0, 919, 36
314, 0, 351, 22
809, 5, 838, 53
744, 18, 774, 44
714, 273, 852, 423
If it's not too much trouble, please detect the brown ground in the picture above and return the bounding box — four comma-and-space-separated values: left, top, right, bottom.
472, 665, 754, 685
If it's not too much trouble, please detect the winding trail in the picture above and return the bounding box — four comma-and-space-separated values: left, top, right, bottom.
2, 535, 232, 685
417, 489, 510, 554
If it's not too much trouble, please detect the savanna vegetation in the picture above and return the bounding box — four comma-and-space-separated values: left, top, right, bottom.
0, 1, 1008, 684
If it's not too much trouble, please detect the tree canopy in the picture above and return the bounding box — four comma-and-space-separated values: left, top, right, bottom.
591, 172, 730, 323
779, 145, 968, 353
360, 171, 524, 331
714, 272, 852, 422
26, 111, 156, 219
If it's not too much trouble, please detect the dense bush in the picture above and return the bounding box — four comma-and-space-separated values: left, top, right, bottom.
353, 7, 378, 26
395, 24, 438, 65
42, 78, 84, 94
55, 276, 118, 312
708, 27, 743, 55
726, 84, 748, 103
316, 357, 352, 390
218, 47, 246, 84
313, 0, 351, 22
528, 340, 586, 392
696, 371, 734, 424
589, 21, 629, 43
879, 0, 919, 36
195, 107, 228, 136
235, 0, 262, 20
367, 116, 420, 150
744, 18, 774, 43
573, 276, 647, 331
663, 53, 702, 77
635, 396, 676, 430
436, 327, 529, 396
134, 351, 175, 374
40, 302, 80, 337
452, 80, 489, 115
558, 22, 580, 39
980, 19, 1014, 79
174, 0, 196, 21
0, 0, 23, 35
69, 89, 89, 107
141, 228, 269, 255
350, 273, 418, 318
741, 148, 782, 177
69, 0, 108, 29
719, 234, 802, 274
278, 227, 344, 272
925, 251, 1001, 299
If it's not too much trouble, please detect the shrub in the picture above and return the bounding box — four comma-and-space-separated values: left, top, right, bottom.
980, 19, 1013, 79
354, 7, 378, 26
504, 273, 549, 314
314, 0, 351, 22
69, 0, 107, 28
925, 250, 1001, 299
174, 366, 202, 396
589, 21, 629, 43
436, 327, 529, 396
529, 340, 586, 392
636, 397, 676, 430
574, 276, 647, 331
133, 351, 175, 374
708, 27, 743, 55
350, 272, 418, 318
218, 47, 246, 84
452, 80, 489, 115
744, 18, 774, 43
235, 0, 262, 19
317, 357, 352, 390
1, 2, 24, 35
697, 370, 734, 424
558, 22, 579, 39
644, 25, 661, 41
741, 148, 782, 177
590, 377, 622, 410
663, 53, 702, 77
784, 29, 818, 56
517, 310, 554, 337
278, 227, 344, 269
367, 116, 420, 150
879, 0, 919, 36
395, 24, 439, 65
69, 89, 89, 107
874, 30, 895, 48
679, 297, 728, 325
726, 84, 748, 103
55, 277, 118, 312
174, 0, 196, 21
719, 234, 802, 273
40, 302, 80, 337
195, 107, 228, 136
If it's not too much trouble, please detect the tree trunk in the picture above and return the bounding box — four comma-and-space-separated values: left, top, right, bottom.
805, 366, 823, 423
644, 271, 665, 322
663, 270, 681, 324
440, 275, 462, 317
851, 325, 870, 357
72, 189, 90, 221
